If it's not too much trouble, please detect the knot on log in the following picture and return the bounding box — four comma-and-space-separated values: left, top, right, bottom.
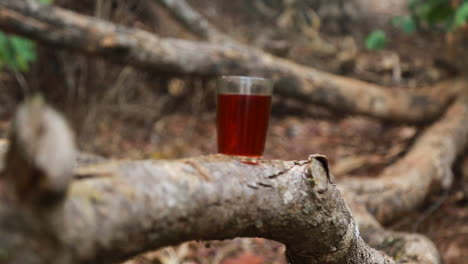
3, 95, 76, 206
306, 154, 334, 194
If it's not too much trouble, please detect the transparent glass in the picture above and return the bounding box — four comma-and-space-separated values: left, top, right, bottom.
216, 76, 273, 163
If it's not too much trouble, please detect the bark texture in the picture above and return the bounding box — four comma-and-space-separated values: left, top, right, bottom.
346, 199, 440, 264
341, 94, 468, 223
65, 155, 394, 264
0, 0, 461, 123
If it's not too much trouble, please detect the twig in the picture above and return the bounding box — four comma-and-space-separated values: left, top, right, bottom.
152, 0, 228, 41
412, 190, 449, 232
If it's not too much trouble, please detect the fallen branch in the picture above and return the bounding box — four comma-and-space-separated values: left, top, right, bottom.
152, 0, 228, 41
341, 93, 468, 223
0, 96, 447, 264
3, 95, 76, 206
462, 154, 468, 198
0, 0, 462, 123
66, 155, 396, 264
346, 199, 440, 264
0, 100, 394, 264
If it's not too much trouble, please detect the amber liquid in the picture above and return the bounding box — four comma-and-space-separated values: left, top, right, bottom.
217, 94, 272, 157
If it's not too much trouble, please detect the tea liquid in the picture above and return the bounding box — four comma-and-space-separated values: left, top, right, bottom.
217, 94, 271, 157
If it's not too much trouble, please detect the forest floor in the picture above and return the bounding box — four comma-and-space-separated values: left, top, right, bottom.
101, 2, 466, 263
0, 0, 466, 263
102, 2, 466, 263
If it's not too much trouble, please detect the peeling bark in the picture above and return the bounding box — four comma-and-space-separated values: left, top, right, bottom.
341, 95, 468, 223
0, 0, 462, 123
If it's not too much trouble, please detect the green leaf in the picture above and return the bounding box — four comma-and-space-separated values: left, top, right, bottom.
365, 30, 387, 51
392, 16, 417, 34
391, 16, 404, 26
401, 17, 417, 34
0, 34, 18, 70
0, 33, 11, 64
426, 5, 453, 24
454, 2, 468, 27
11, 36, 36, 71
0, 33, 37, 72
409, 0, 454, 28
11, 36, 36, 60
0, 0, 51, 71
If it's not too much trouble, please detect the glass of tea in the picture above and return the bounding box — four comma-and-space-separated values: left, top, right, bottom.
216, 76, 273, 163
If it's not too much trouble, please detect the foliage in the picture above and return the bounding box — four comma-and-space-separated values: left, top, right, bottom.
365, 30, 388, 51
366, 0, 468, 51
407, 0, 468, 31
454, 2, 468, 27
0, 34, 37, 72
0, 0, 52, 72
391, 16, 417, 34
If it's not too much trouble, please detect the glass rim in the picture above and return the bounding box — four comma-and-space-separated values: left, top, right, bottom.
220, 75, 268, 81
217, 75, 273, 95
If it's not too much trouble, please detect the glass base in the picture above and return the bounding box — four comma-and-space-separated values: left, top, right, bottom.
239, 156, 261, 165
220, 153, 262, 165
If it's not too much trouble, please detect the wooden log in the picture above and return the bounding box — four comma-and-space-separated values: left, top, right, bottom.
0, 153, 394, 264
0, 96, 445, 264
2, 95, 76, 206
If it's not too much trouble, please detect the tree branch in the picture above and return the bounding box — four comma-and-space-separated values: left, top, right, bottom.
2, 95, 76, 206
341, 93, 468, 223
152, 0, 228, 41
462, 154, 468, 198
66, 155, 395, 264
0, 146, 394, 264
0, 96, 444, 264
343, 194, 440, 264
0, 0, 461, 123
0, 92, 456, 264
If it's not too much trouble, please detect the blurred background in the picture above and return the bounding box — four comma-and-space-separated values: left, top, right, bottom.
0, 0, 467, 263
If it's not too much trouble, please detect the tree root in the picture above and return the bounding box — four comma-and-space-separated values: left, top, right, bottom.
341, 95, 468, 223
